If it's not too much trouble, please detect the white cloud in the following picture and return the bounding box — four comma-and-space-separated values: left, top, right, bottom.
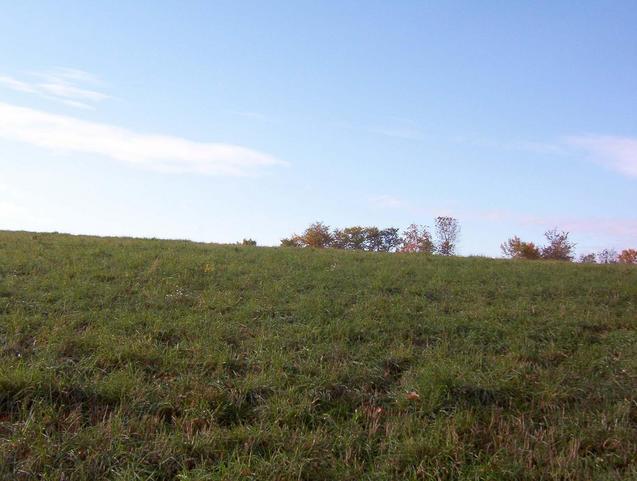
38, 81, 108, 103
566, 135, 637, 178
0, 101, 285, 176
0, 68, 109, 109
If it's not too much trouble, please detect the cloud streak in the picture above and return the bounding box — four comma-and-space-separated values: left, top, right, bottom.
0, 68, 109, 109
566, 135, 637, 178
0, 102, 285, 176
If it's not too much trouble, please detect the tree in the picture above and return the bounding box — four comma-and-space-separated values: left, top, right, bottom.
362, 227, 382, 251
241, 238, 257, 246
400, 224, 434, 253
434, 216, 460, 256
331, 226, 367, 250
540, 229, 574, 261
597, 248, 618, 264
501, 236, 541, 260
618, 248, 637, 264
578, 253, 596, 263
377, 227, 402, 252
330, 229, 346, 249
301, 222, 333, 248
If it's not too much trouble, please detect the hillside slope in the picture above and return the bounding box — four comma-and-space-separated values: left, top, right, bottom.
1, 231, 636, 480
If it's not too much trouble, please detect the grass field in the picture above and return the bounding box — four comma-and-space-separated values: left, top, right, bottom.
0, 231, 636, 480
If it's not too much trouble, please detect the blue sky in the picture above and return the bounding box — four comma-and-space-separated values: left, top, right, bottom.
1, 1, 635, 256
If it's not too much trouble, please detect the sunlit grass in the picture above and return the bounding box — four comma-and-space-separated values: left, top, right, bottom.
1, 231, 635, 480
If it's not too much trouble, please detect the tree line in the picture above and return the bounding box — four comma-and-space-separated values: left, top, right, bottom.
281, 217, 461, 255
501, 230, 637, 264
243, 220, 635, 265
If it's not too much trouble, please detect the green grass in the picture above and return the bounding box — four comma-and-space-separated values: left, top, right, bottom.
1, 231, 636, 480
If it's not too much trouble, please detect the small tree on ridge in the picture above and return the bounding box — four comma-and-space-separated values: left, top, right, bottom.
434, 216, 460, 256
540, 229, 575, 261
501, 236, 541, 260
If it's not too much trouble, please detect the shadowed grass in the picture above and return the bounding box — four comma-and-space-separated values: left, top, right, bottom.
0, 231, 636, 480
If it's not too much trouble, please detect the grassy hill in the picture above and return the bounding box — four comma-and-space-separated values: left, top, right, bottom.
1, 231, 636, 480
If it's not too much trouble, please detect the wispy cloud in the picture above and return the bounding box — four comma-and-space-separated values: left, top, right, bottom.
467, 208, 637, 251
0, 101, 285, 176
449, 133, 637, 179
0, 68, 109, 109
369, 194, 405, 208
0, 75, 37, 93
565, 135, 637, 178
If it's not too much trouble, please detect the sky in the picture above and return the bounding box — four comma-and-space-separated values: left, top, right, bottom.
0, 1, 635, 256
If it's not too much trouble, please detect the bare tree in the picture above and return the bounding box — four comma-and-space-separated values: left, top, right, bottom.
434, 216, 460, 256
597, 248, 618, 264
540, 229, 575, 261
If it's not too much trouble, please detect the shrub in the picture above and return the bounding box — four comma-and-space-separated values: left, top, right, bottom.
618, 248, 637, 264
501, 236, 541, 260
578, 253, 596, 263
280, 235, 304, 248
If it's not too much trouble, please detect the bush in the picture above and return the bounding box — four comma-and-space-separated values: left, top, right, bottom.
618, 249, 637, 264
280, 235, 304, 248
501, 236, 541, 260
578, 253, 596, 263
